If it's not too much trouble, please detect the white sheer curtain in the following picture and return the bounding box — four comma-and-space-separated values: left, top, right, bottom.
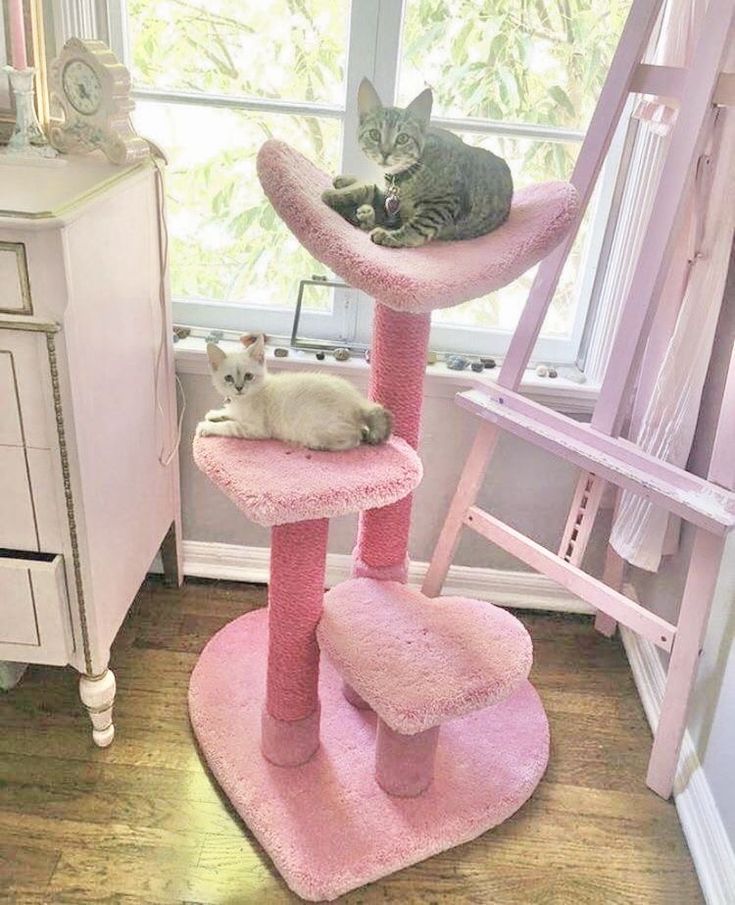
609, 2, 735, 571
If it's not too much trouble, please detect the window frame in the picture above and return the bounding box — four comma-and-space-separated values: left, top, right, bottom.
103, 0, 623, 365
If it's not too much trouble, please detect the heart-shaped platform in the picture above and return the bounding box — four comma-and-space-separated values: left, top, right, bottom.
318, 579, 533, 734
193, 435, 422, 527
189, 607, 549, 901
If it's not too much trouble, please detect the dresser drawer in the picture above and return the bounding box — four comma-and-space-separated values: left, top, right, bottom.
0, 551, 72, 665
0, 329, 51, 449
0, 445, 63, 554
0, 243, 32, 315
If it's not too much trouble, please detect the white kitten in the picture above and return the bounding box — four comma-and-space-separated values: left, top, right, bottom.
196, 335, 393, 451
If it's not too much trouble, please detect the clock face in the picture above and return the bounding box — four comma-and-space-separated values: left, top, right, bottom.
62, 60, 103, 116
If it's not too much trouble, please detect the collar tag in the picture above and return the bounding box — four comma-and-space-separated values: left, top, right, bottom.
385, 190, 400, 218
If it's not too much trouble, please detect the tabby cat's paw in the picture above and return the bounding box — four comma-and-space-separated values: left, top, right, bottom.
321, 188, 340, 207
195, 421, 214, 438
332, 174, 357, 189
370, 227, 402, 247
356, 204, 376, 230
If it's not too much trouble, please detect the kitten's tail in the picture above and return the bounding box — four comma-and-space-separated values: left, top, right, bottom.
361, 404, 393, 445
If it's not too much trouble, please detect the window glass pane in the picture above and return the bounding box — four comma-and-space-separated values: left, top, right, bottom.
134, 101, 341, 308
430, 133, 587, 337
127, 0, 349, 105
399, 0, 632, 129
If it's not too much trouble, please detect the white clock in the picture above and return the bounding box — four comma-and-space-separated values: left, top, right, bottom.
48, 38, 150, 166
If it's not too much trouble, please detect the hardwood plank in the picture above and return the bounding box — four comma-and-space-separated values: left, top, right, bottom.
0, 842, 60, 897
0, 577, 703, 904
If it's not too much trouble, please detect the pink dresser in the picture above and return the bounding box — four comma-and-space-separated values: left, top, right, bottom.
0, 155, 181, 745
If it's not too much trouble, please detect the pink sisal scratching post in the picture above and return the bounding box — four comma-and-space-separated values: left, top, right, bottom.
192, 436, 422, 766
262, 518, 328, 766
354, 305, 431, 582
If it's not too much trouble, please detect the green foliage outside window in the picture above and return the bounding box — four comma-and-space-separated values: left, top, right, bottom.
130, 0, 630, 330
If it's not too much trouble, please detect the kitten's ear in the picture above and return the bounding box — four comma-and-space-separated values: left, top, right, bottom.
206, 343, 226, 371
248, 333, 266, 365
406, 87, 433, 126
358, 78, 382, 120
240, 332, 268, 348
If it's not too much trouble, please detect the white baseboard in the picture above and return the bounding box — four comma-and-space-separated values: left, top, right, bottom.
177, 539, 593, 613
621, 624, 735, 905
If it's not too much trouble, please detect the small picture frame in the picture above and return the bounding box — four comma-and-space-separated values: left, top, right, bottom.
1, 0, 49, 143
290, 275, 350, 350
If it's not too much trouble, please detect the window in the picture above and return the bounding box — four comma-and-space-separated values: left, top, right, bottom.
109, 0, 632, 362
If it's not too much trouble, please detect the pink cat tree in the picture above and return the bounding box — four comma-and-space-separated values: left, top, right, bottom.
189, 140, 578, 901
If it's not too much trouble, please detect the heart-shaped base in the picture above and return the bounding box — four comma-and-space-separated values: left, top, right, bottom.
189, 608, 549, 901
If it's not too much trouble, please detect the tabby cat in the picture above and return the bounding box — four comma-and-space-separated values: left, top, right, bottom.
322, 78, 513, 247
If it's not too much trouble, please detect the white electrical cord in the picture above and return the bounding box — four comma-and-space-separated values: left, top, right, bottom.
150, 148, 186, 468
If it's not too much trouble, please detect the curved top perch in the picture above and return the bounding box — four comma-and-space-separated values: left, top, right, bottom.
257, 139, 579, 315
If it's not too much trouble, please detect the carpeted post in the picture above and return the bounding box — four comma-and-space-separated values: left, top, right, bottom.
353, 305, 432, 582
375, 719, 440, 797
261, 517, 329, 766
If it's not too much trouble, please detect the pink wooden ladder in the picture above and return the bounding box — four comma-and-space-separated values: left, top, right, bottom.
423, 0, 735, 799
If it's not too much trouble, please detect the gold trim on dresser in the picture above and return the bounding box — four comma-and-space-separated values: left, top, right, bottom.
45, 331, 92, 673
0, 316, 57, 333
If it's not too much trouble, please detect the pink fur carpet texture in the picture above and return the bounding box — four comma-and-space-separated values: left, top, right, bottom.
318, 579, 533, 734
256, 139, 578, 314
187, 137, 568, 900
192, 434, 422, 526
189, 608, 550, 902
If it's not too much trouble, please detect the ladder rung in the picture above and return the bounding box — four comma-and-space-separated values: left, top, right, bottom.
631, 64, 685, 98
457, 387, 735, 535
632, 65, 735, 106
464, 505, 676, 651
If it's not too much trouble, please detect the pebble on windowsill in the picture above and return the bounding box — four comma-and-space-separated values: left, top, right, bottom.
446, 354, 469, 371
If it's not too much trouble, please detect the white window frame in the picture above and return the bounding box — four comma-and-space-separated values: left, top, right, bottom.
96, 0, 622, 365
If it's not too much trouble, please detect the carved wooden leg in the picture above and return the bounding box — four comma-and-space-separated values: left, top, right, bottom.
79, 668, 116, 747
160, 519, 183, 588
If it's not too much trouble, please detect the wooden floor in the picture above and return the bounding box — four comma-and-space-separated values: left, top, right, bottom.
0, 578, 702, 905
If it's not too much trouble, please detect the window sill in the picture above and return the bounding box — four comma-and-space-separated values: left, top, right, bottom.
174, 338, 598, 415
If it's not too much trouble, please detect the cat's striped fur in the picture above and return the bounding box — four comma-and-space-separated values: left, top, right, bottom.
322, 78, 513, 248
